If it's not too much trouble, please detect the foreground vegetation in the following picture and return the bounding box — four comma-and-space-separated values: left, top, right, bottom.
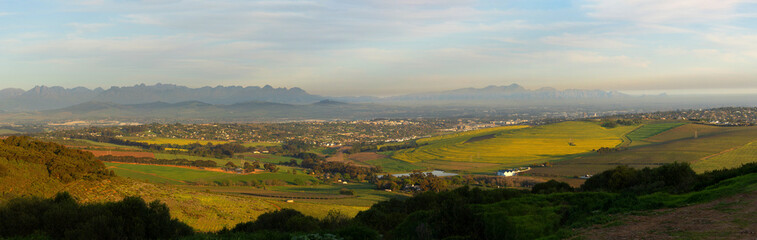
2, 162, 756, 239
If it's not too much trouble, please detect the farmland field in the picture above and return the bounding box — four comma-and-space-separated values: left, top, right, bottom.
364, 157, 424, 173
530, 125, 757, 177
626, 122, 686, 146
393, 121, 636, 166
105, 162, 318, 185
692, 141, 757, 173
0, 129, 22, 135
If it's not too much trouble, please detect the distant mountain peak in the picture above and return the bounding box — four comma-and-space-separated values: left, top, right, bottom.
314, 99, 347, 105
0, 83, 324, 112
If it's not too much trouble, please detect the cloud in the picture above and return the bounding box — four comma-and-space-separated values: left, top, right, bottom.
74, 0, 105, 6
582, 0, 755, 23
121, 14, 162, 25
542, 51, 649, 67
541, 33, 633, 49
67, 23, 111, 34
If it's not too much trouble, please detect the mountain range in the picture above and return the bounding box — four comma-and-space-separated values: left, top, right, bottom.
0, 84, 321, 111
0, 83, 632, 112
2, 83, 753, 123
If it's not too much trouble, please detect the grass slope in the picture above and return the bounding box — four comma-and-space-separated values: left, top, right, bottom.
393, 122, 635, 166
692, 141, 757, 173
531, 125, 757, 177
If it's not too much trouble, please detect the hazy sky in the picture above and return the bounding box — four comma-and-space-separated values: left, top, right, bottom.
2, 0, 757, 96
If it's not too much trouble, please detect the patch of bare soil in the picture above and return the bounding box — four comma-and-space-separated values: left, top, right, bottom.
575, 191, 757, 240
349, 152, 387, 162
326, 150, 346, 162
325, 150, 373, 167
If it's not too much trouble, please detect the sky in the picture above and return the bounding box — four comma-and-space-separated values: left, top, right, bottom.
1, 0, 757, 96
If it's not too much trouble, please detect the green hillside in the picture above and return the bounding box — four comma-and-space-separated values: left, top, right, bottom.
531, 125, 757, 177
692, 141, 757, 173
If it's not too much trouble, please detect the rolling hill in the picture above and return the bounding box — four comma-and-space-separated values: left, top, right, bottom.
392, 121, 636, 168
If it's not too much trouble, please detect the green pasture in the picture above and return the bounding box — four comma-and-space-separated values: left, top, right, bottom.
365, 157, 425, 173
105, 162, 317, 185
0, 129, 22, 135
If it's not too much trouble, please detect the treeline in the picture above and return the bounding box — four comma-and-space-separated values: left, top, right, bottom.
374, 172, 539, 192
76, 135, 165, 151
98, 155, 217, 168
0, 136, 112, 182
582, 161, 757, 194
183, 142, 250, 158
295, 154, 381, 181
594, 146, 626, 154
374, 172, 449, 192
600, 118, 641, 128
347, 140, 424, 154
0, 192, 192, 239
286, 152, 382, 181
226, 209, 379, 240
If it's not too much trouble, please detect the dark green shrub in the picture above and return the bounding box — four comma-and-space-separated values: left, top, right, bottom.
532, 180, 574, 194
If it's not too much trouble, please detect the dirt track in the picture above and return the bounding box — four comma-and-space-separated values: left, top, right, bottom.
576, 190, 757, 239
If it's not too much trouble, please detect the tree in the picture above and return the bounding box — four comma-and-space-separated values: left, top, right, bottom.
243, 162, 255, 173
225, 161, 238, 168
263, 163, 279, 173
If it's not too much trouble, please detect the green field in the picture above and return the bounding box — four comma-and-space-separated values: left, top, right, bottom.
393, 121, 636, 166
692, 141, 757, 173
49, 138, 142, 150
626, 122, 686, 146
106, 162, 317, 185
0, 129, 22, 135
364, 157, 425, 173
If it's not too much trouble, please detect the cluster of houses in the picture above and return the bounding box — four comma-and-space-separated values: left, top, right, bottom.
496, 167, 531, 177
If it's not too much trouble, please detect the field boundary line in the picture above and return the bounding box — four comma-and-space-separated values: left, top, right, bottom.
618, 124, 645, 147
694, 146, 742, 163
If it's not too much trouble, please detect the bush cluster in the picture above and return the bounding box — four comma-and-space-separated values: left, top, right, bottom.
0, 193, 192, 239
0, 136, 112, 182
